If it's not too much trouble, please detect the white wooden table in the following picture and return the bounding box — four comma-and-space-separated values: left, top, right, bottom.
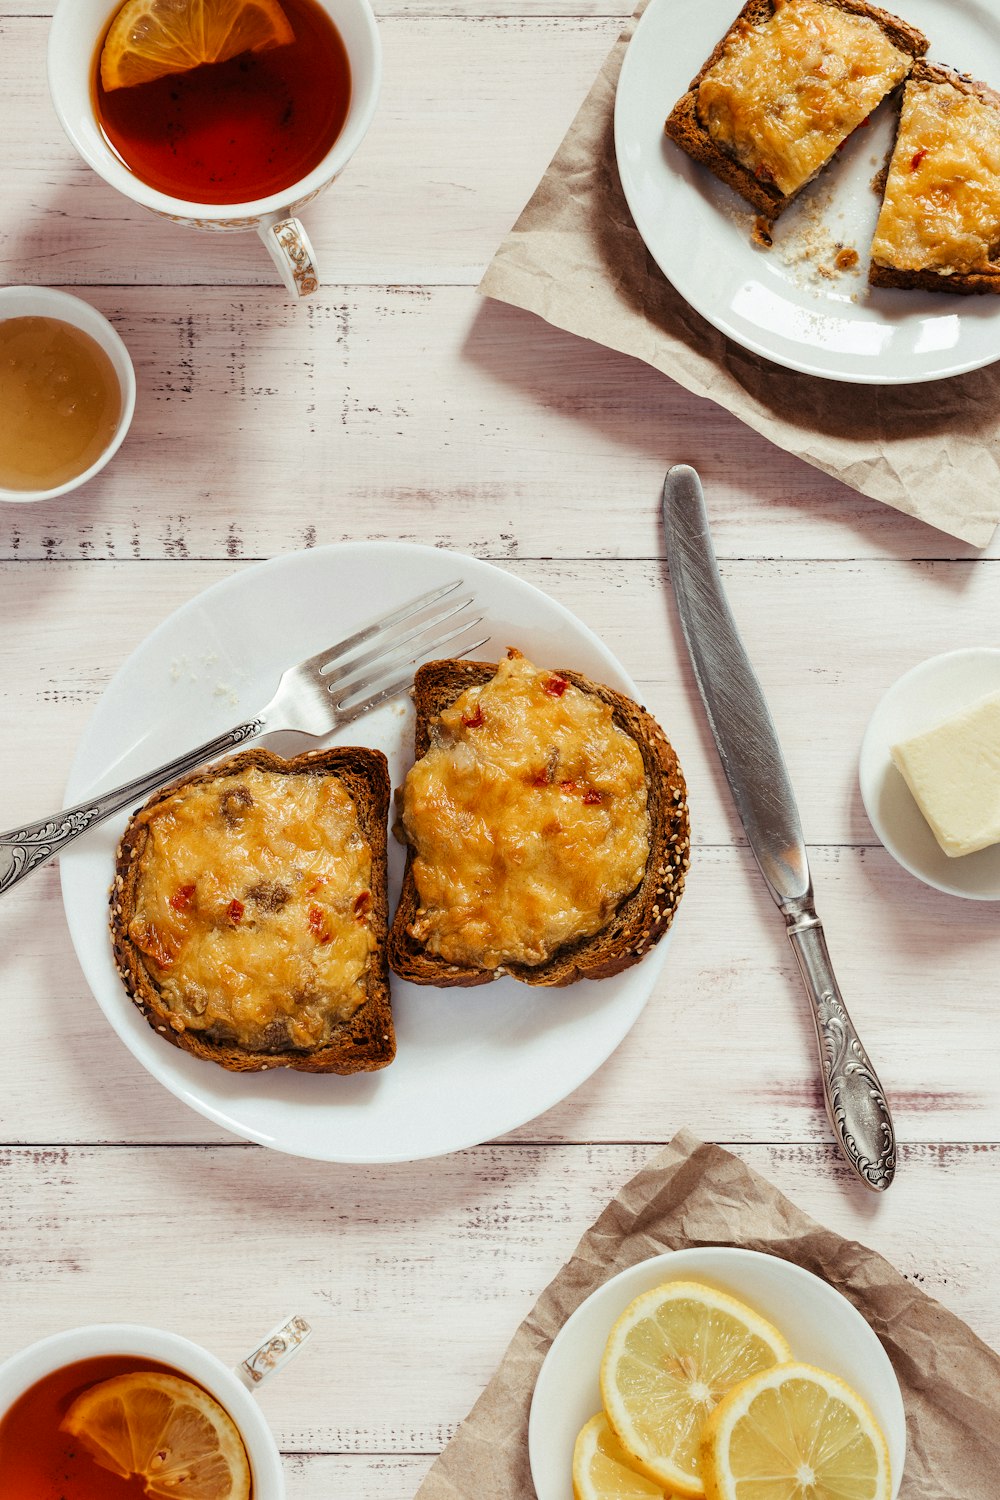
2, 1, 999, 1493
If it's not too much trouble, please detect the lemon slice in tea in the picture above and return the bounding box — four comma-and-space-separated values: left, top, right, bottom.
62, 1370, 252, 1500
100, 0, 295, 91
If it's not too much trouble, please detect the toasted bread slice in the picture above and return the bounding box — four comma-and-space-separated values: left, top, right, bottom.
111, 746, 394, 1074
870, 62, 1000, 293
664, 0, 927, 219
388, 659, 690, 988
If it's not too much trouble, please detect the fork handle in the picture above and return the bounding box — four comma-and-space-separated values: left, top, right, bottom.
0, 717, 266, 898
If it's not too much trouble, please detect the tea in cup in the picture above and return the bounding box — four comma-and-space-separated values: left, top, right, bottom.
0, 1317, 310, 1498
48, 0, 382, 296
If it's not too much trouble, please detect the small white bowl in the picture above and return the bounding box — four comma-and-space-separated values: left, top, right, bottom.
860, 648, 1000, 901
0, 285, 136, 503
528, 1246, 906, 1500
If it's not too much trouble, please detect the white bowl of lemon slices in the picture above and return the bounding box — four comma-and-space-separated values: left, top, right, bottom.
528, 1247, 906, 1500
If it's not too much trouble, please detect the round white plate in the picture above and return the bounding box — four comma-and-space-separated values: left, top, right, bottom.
615, 0, 1000, 383
528, 1247, 907, 1500
860, 646, 1000, 899
61, 542, 679, 1162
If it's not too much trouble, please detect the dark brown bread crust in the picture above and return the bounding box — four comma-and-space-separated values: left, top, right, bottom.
870, 61, 1000, 294
664, 0, 928, 218
111, 746, 395, 1074
387, 660, 691, 989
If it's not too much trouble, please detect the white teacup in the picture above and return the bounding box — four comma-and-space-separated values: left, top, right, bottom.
47, 0, 381, 297
0, 1315, 312, 1497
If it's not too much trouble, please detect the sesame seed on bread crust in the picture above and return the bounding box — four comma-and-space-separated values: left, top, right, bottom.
870, 61, 1000, 294
664, 0, 928, 219
111, 746, 395, 1074
387, 659, 691, 989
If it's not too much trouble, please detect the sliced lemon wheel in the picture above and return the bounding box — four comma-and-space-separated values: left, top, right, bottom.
62, 1371, 252, 1500
701, 1362, 891, 1500
600, 1281, 792, 1499
573, 1412, 673, 1500
100, 0, 295, 92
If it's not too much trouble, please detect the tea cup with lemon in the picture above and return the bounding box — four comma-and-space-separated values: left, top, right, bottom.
48, 0, 382, 296
0, 1316, 310, 1499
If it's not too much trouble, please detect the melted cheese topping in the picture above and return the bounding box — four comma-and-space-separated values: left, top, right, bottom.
871, 77, 1000, 275
128, 767, 375, 1051
696, 0, 912, 197
401, 652, 650, 969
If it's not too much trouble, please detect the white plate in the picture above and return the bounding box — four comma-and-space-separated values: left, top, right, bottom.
528, 1247, 907, 1500
615, 0, 1000, 383
60, 542, 678, 1162
860, 646, 1000, 899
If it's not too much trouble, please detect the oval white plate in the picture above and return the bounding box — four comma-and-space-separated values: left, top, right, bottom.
60, 541, 680, 1162
528, 1246, 906, 1500
615, 0, 1000, 384
860, 646, 1000, 899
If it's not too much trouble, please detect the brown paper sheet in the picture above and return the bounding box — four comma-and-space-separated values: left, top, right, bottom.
479, 4, 1000, 548
414, 1131, 1000, 1499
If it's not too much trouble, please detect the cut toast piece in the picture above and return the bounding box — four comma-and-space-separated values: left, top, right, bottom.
388, 657, 690, 989
111, 746, 395, 1074
664, 0, 928, 219
870, 61, 1000, 293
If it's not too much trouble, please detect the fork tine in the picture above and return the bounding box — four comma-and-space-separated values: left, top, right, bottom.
333, 628, 491, 719
320, 593, 477, 689
288, 579, 466, 681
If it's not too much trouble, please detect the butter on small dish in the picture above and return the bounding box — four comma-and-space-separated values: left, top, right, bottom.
891, 690, 1000, 858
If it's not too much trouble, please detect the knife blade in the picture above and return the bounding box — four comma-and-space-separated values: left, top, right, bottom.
662, 464, 896, 1192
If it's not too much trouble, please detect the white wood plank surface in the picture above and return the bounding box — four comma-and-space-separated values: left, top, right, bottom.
1, 0, 998, 1494
0, 288, 991, 566
0, 1144, 997, 1454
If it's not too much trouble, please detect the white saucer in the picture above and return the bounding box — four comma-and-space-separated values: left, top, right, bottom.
528, 1247, 906, 1500
860, 647, 1000, 900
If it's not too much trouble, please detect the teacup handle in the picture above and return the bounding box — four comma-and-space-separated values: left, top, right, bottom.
235, 1315, 313, 1391
258, 217, 320, 298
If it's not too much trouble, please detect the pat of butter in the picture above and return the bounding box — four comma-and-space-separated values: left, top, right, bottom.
891, 690, 1000, 858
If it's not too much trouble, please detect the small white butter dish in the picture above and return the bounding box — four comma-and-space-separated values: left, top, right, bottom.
860, 648, 1000, 901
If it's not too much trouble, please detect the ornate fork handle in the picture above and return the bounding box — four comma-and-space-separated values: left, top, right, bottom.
784, 900, 896, 1192
0, 718, 266, 898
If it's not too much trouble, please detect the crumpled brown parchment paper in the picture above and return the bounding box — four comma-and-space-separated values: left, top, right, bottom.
415, 1131, 1000, 1499
479, 2, 1000, 547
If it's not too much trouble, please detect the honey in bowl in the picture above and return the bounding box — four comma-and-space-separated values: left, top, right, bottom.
94, 0, 352, 205
0, 1355, 252, 1498
0, 317, 123, 493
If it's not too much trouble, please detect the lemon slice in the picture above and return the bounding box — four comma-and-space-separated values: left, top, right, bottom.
701, 1362, 891, 1500
573, 1412, 673, 1500
62, 1371, 252, 1500
100, 0, 295, 92
600, 1281, 792, 1499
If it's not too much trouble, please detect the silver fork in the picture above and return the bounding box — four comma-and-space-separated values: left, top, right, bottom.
0, 580, 487, 897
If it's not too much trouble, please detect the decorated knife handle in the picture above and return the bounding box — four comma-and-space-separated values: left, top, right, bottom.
783, 901, 896, 1192
0, 718, 266, 898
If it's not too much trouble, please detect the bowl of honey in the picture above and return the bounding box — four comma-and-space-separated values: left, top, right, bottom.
0, 285, 135, 503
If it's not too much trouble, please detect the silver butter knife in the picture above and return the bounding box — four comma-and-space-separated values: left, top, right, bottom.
663, 464, 896, 1192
